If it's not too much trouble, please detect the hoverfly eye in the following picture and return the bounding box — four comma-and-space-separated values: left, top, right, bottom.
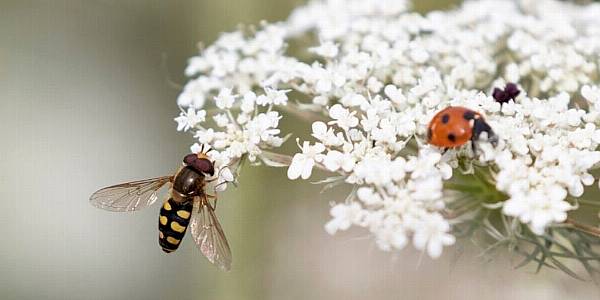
183, 153, 198, 166
194, 158, 215, 176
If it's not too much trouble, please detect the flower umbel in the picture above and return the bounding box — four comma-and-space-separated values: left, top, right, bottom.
176, 0, 600, 279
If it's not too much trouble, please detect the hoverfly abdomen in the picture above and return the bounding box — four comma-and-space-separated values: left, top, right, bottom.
158, 198, 193, 253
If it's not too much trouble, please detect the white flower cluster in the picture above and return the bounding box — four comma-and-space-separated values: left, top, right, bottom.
176, 0, 600, 259
175, 24, 293, 170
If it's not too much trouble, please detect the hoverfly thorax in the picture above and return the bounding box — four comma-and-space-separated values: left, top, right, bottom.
172, 166, 205, 198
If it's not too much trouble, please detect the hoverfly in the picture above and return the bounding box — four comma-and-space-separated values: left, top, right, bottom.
90, 145, 232, 271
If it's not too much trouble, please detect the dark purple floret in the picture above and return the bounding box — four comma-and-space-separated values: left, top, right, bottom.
493, 82, 521, 104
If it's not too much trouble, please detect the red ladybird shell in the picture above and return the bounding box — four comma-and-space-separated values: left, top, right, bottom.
427, 106, 480, 148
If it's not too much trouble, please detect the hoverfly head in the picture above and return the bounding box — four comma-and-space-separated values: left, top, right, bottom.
183, 144, 215, 176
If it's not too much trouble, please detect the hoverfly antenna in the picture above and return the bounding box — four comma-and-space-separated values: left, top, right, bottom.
196, 144, 213, 160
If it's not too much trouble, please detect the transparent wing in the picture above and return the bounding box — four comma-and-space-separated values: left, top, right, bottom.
89, 176, 172, 212
190, 197, 232, 271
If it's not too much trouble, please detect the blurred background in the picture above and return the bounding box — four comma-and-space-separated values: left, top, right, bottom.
1, 1, 598, 299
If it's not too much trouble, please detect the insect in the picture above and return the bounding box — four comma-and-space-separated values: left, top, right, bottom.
427, 106, 497, 151
90, 145, 232, 271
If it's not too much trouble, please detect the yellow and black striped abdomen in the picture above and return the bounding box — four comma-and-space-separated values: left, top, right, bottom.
158, 198, 193, 253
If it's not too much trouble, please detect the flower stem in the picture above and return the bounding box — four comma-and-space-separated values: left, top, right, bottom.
279, 103, 325, 123
565, 218, 600, 238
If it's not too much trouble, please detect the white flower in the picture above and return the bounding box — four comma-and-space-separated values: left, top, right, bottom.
412, 214, 455, 258
190, 143, 203, 154
324, 202, 364, 235
215, 88, 236, 109
195, 128, 215, 144
256, 88, 290, 106
353, 156, 394, 186
215, 167, 234, 192
322, 150, 355, 172
328, 104, 358, 129
246, 111, 282, 145
383, 85, 406, 106
241, 91, 256, 113
340, 93, 366, 107
213, 113, 230, 127
311, 121, 345, 146
309, 41, 339, 58
356, 187, 382, 206
287, 141, 325, 180
410, 67, 441, 97
177, 79, 209, 108
503, 186, 573, 234
175, 108, 206, 132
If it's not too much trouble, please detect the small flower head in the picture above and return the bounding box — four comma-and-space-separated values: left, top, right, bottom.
287, 140, 325, 180
175, 108, 206, 132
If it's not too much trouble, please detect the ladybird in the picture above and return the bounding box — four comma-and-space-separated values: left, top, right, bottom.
427, 106, 497, 150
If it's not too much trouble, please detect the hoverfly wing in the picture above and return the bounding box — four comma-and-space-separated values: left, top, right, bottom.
90, 176, 173, 212
190, 197, 232, 271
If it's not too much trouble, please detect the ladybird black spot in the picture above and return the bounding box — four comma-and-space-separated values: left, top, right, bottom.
441, 114, 450, 124
463, 111, 475, 120
447, 133, 456, 142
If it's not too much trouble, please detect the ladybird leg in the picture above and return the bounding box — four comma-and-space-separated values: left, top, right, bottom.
488, 132, 499, 147
471, 139, 478, 155
442, 147, 449, 155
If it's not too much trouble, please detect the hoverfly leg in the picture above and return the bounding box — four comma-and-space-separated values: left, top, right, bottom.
212, 181, 230, 193
208, 166, 237, 189
204, 194, 218, 209
206, 166, 228, 183
217, 166, 229, 178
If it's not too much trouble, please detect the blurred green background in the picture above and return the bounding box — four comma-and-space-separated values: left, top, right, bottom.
1, 0, 598, 299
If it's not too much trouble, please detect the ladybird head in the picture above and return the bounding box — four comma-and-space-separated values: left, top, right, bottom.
471, 116, 498, 147
183, 145, 215, 176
